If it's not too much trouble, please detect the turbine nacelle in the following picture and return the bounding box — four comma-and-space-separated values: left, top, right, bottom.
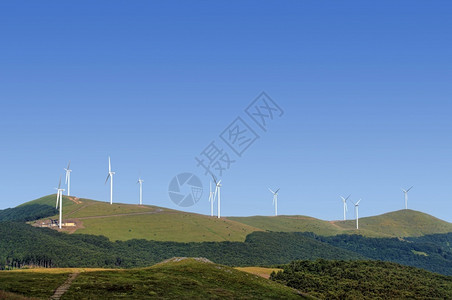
268, 188, 280, 195
402, 186, 413, 194
351, 199, 361, 207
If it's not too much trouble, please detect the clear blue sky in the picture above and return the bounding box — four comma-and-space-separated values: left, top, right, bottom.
1, 1, 451, 221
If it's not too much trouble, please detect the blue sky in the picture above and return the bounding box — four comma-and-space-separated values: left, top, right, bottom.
1, 1, 451, 221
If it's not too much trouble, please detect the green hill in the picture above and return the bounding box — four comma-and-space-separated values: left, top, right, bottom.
0, 258, 309, 299
334, 209, 452, 237
25, 195, 262, 242
10, 195, 452, 242
271, 259, 452, 299
229, 209, 452, 238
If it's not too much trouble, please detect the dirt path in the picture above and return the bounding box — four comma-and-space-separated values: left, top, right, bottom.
76, 208, 164, 220
64, 202, 95, 217
328, 220, 343, 229
50, 272, 79, 300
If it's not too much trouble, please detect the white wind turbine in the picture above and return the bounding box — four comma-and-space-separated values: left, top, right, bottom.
208, 181, 215, 217
105, 156, 115, 205
55, 176, 65, 229
351, 199, 361, 230
340, 195, 351, 221
64, 161, 72, 196
137, 178, 144, 205
212, 175, 222, 218
268, 188, 280, 216
401, 186, 413, 210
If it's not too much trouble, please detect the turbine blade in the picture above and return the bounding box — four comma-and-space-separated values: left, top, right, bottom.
268, 188, 275, 194
356, 199, 361, 205
407, 186, 413, 192
345, 194, 351, 201
67, 161, 71, 170
211, 174, 217, 184
108, 157, 111, 172
275, 188, 280, 194
58, 176, 62, 189
105, 173, 110, 184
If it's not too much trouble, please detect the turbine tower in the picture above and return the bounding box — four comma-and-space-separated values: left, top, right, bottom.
105, 156, 115, 205
212, 175, 222, 219
351, 199, 361, 230
208, 181, 215, 217
137, 178, 144, 205
64, 161, 72, 196
401, 186, 413, 210
55, 176, 65, 229
340, 195, 351, 221
269, 188, 280, 216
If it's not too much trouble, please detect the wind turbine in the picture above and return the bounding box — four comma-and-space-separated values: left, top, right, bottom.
55, 176, 65, 229
351, 199, 361, 230
137, 178, 144, 205
212, 175, 222, 218
269, 188, 280, 216
401, 186, 413, 210
105, 156, 115, 205
64, 161, 72, 196
208, 181, 215, 217
340, 195, 351, 221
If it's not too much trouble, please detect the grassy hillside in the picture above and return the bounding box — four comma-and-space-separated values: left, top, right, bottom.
0, 258, 309, 299
272, 259, 452, 299
334, 209, 452, 237
25, 195, 261, 242
230, 209, 452, 238
76, 212, 260, 242
229, 215, 346, 236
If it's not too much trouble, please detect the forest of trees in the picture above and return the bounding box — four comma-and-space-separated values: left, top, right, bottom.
0, 204, 57, 222
270, 259, 452, 299
0, 222, 359, 269
306, 232, 452, 275
1, 221, 452, 276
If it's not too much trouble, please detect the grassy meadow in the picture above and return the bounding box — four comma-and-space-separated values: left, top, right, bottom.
0, 259, 308, 299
